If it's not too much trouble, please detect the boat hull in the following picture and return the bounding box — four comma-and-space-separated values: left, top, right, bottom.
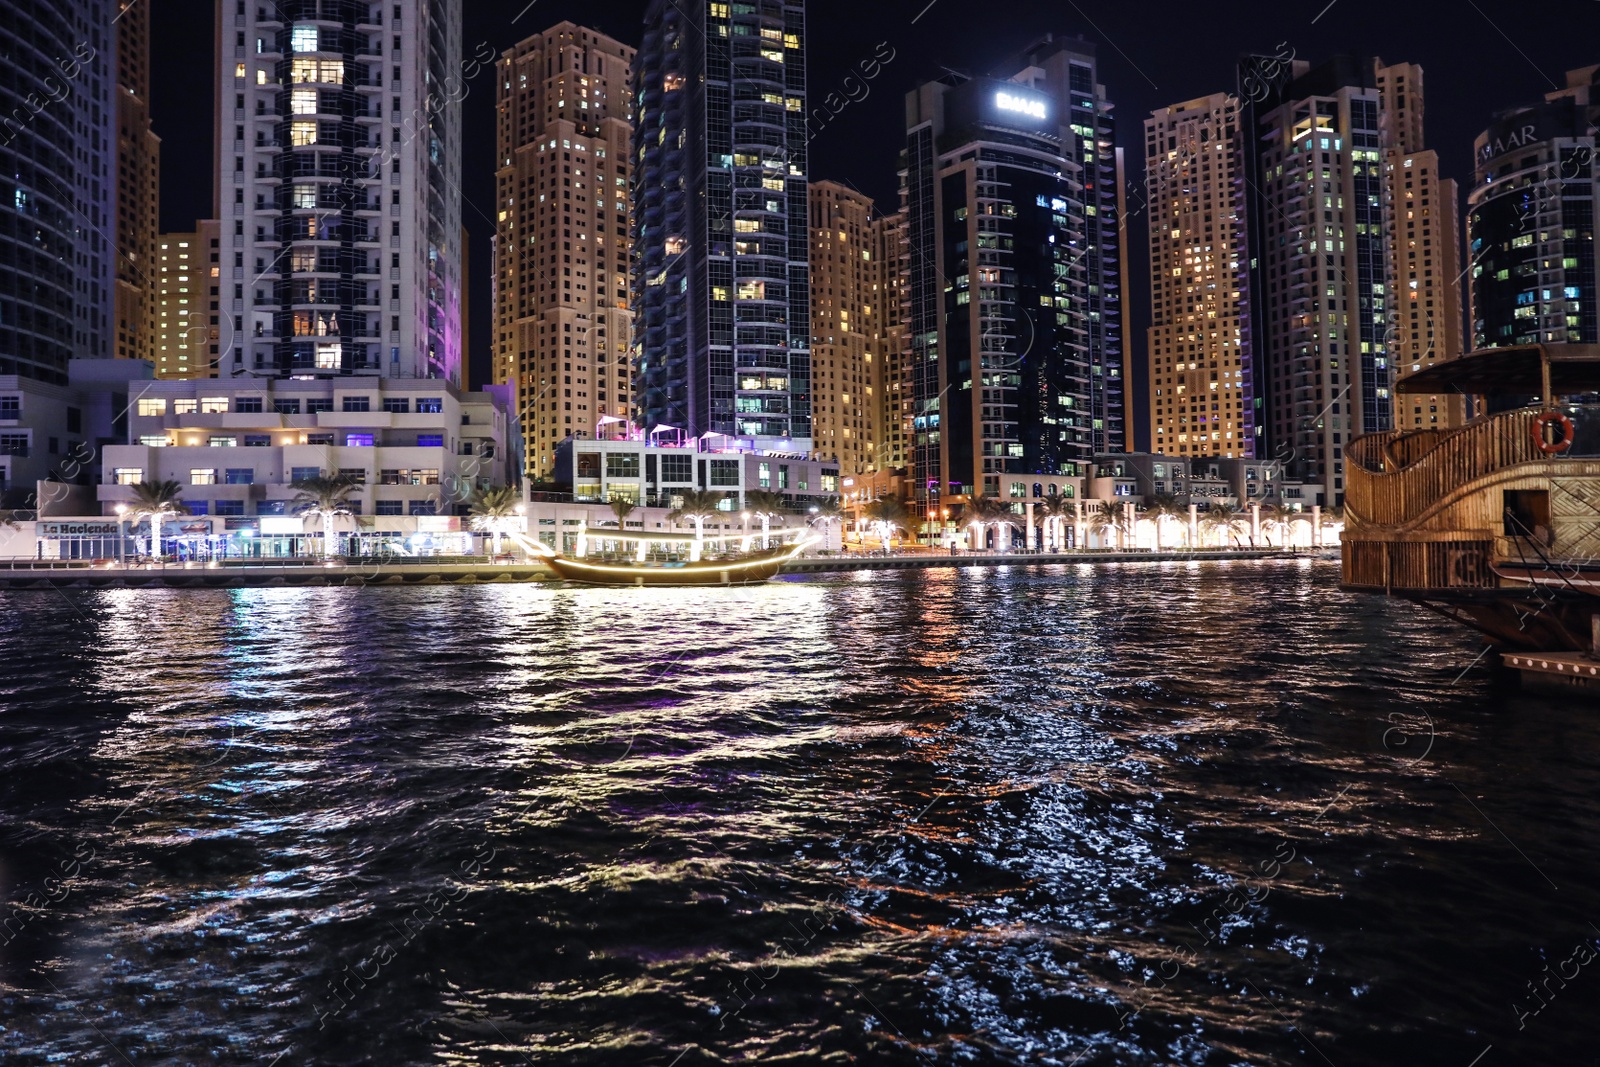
542, 548, 795, 586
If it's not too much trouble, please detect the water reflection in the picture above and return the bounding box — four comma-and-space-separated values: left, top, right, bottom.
0, 563, 1596, 1065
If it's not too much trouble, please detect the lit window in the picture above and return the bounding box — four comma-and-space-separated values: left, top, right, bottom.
113, 468, 144, 485
191, 468, 218, 485
173, 399, 198, 414
293, 184, 317, 209
199, 397, 229, 413
315, 342, 343, 369
291, 121, 318, 146
291, 24, 319, 52
136, 398, 167, 416
139, 435, 169, 447
291, 89, 318, 115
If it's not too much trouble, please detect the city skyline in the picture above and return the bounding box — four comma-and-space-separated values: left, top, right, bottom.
147, 1, 1597, 397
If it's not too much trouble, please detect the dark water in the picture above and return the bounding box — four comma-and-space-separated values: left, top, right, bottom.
1, 559, 1598, 1066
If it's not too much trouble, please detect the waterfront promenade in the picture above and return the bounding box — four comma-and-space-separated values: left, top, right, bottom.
0, 548, 1333, 588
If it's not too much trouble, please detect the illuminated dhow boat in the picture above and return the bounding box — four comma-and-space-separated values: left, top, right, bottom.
1342, 343, 1600, 652
519, 526, 813, 587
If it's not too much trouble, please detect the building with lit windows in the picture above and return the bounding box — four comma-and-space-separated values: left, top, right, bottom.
902, 35, 1126, 520
0, 0, 114, 384
114, 0, 160, 366
1144, 92, 1254, 460
154, 223, 222, 380
495, 23, 635, 480
1374, 60, 1464, 431
1467, 65, 1598, 351
215, 0, 463, 382
1241, 55, 1393, 504
631, 0, 812, 448
554, 432, 838, 511
97, 378, 517, 530
870, 208, 909, 472
808, 181, 889, 474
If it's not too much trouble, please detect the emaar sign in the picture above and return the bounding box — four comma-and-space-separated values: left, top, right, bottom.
995, 90, 1048, 121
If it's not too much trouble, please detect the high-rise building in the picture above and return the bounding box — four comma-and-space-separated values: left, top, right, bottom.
494, 23, 635, 480
1467, 65, 1598, 351
1241, 56, 1392, 502
808, 181, 884, 474
1144, 92, 1254, 459
0, 0, 114, 384
1375, 60, 1464, 430
114, 0, 159, 366
870, 208, 909, 471
632, 0, 812, 447
216, 0, 463, 382
154, 222, 222, 379
902, 36, 1125, 515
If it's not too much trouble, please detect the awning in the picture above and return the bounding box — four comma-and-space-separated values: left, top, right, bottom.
1396, 343, 1600, 395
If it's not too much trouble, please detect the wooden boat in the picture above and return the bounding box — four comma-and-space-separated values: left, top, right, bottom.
521, 527, 813, 587
1342, 342, 1600, 651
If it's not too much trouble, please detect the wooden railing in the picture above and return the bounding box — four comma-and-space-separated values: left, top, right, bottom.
1346, 408, 1543, 528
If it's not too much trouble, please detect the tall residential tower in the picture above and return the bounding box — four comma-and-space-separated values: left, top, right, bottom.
1467, 65, 1598, 351
632, 0, 812, 447
215, 0, 463, 382
1144, 92, 1253, 458
1242, 56, 1392, 502
902, 36, 1125, 514
495, 23, 635, 479
1375, 59, 1464, 430
0, 0, 114, 384
115, 0, 160, 366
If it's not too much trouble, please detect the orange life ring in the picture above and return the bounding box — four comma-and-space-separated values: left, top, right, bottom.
1532, 410, 1575, 454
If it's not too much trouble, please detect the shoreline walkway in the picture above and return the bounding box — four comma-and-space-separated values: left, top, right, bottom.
0, 548, 1336, 589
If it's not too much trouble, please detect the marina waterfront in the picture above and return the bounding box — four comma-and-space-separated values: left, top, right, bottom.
1, 558, 1598, 1065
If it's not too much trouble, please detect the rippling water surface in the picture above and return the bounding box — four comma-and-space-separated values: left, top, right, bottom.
2, 559, 1598, 1065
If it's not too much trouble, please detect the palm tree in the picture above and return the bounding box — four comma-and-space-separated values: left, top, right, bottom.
1081, 502, 1120, 550
1201, 501, 1246, 549
469, 485, 523, 556
863, 495, 910, 555
1146, 493, 1186, 551
743, 489, 787, 549
607, 496, 637, 528
127, 480, 187, 559
668, 489, 725, 559
1036, 494, 1074, 552
807, 495, 845, 553
290, 473, 359, 557
1256, 499, 1291, 548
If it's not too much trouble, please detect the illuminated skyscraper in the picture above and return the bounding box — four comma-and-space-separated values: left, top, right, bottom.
1467, 65, 1598, 351
902, 35, 1125, 512
1144, 92, 1253, 459
495, 23, 634, 479
1241, 56, 1392, 503
216, 0, 463, 382
870, 208, 909, 471
1375, 60, 1464, 430
0, 0, 114, 384
632, 0, 812, 447
115, 0, 160, 366
808, 181, 885, 474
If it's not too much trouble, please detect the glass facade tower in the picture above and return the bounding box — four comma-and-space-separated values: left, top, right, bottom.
0, 0, 114, 384
901, 36, 1125, 510
632, 0, 812, 446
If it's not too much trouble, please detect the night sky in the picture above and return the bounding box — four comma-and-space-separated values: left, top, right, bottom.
153, 0, 1599, 402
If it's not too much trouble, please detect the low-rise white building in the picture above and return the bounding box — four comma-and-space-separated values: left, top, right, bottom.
45, 378, 527, 558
